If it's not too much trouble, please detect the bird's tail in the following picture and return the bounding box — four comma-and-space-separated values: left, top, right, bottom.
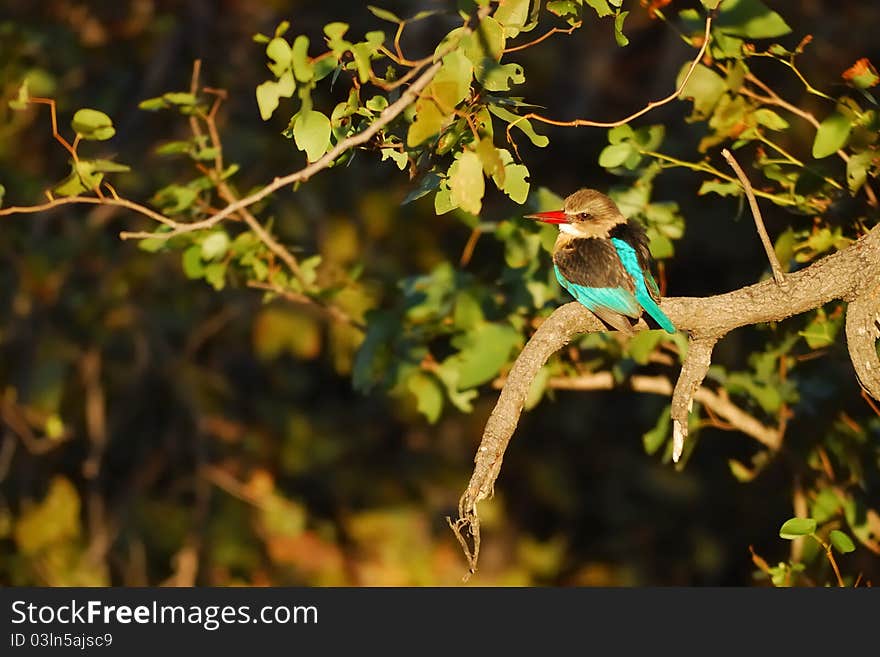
638, 294, 675, 334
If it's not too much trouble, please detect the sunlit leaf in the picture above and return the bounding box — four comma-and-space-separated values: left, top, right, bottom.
449, 151, 485, 215
779, 517, 817, 539
407, 99, 447, 147
494, 0, 531, 38
445, 323, 520, 389
813, 111, 852, 158
407, 372, 444, 423
829, 529, 856, 554
367, 5, 401, 23
715, 0, 792, 39
71, 108, 115, 141
293, 110, 332, 161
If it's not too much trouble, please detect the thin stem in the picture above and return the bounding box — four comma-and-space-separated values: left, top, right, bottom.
505, 15, 712, 148
721, 148, 787, 284
504, 21, 582, 54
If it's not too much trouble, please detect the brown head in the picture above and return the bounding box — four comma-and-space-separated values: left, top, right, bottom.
525, 188, 626, 238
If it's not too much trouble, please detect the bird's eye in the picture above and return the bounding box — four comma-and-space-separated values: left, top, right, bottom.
580, 213, 592, 221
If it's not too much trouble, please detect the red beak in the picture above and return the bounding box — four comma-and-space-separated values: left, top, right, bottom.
523, 210, 568, 224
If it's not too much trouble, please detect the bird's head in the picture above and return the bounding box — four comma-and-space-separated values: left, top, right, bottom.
524, 188, 626, 238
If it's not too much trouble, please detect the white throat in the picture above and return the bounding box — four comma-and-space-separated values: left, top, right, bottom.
558, 223, 580, 236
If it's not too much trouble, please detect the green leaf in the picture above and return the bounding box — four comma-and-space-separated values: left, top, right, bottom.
488, 104, 549, 147
255, 72, 295, 121
493, 148, 530, 204
449, 151, 485, 216
477, 138, 505, 181
678, 64, 726, 119
152, 184, 198, 214
445, 323, 520, 389
52, 172, 87, 197
812, 111, 852, 158
754, 108, 790, 131
715, 0, 792, 39
698, 179, 742, 197
547, 1, 582, 22
726, 372, 782, 413
163, 92, 198, 106
8, 79, 30, 110
434, 185, 456, 215
829, 529, 856, 554
88, 159, 130, 173
138, 96, 167, 111
0, 184, 5, 207
779, 517, 817, 539
71, 108, 115, 141
291, 35, 314, 83
201, 231, 230, 261
203, 262, 227, 290
585, 0, 613, 18
266, 37, 292, 77
613, 10, 630, 47
293, 110, 331, 161
463, 16, 505, 67
643, 405, 671, 455
626, 331, 663, 365
367, 5, 401, 23
846, 150, 875, 194
599, 143, 634, 168
648, 232, 674, 259
323, 22, 349, 41
478, 62, 525, 92
494, 0, 531, 38
407, 373, 444, 423
182, 245, 205, 279
799, 308, 842, 349
407, 99, 447, 147
525, 365, 550, 411
431, 50, 474, 111
381, 148, 408, 170
402, 172, 442, 204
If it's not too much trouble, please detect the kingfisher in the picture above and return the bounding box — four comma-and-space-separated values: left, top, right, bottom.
525, 188, 675, 335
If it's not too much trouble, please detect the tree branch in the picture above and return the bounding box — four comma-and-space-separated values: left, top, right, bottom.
530, 372, 781, 450
721, 148, 786, 285
505, 15, 712, 150
671, 336, 716, 462
450, 222, 880, 578
845, 280, 880, 401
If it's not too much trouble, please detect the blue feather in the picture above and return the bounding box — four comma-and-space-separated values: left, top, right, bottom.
610, 238, 675, 333
553, 265, 639, 317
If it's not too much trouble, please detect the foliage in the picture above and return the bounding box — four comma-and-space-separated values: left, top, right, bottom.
0, 0, 878, 586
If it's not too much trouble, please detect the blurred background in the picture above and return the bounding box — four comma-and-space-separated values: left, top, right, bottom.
1, 0, 878, 586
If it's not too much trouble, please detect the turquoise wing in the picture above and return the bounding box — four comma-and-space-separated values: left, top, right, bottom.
610, 238, 675, 334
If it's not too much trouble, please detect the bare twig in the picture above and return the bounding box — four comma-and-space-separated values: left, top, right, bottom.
0, 195, 176, 227
504, 21, 582, 54
520, 371, 781, 450
505, 15, 712, 150
247, 280, 366, 332
721, 148, 786, 285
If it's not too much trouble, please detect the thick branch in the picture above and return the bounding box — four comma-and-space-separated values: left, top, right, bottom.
846, 280, 880, 401
451, 223, 880, 576
671, 336, 716, 462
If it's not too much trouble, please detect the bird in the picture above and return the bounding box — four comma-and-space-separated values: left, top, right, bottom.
524, 188, 675, 335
